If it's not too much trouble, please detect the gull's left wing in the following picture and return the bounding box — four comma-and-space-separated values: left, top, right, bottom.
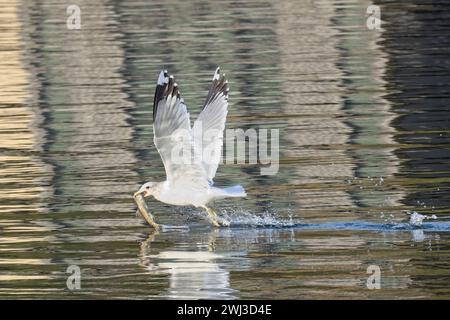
153, 70, 208, 189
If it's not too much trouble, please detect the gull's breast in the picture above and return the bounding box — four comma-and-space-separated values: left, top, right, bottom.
155, 182, 212, 207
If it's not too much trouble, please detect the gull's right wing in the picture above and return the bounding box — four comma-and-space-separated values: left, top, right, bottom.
193, 67, 229, 184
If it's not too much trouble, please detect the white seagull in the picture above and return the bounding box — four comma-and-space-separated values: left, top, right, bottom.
134, 68, 246, 227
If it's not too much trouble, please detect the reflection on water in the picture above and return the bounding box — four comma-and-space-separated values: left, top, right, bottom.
0, 0, 450, 299
0, 0, 52, 215
139, 230, 235, 299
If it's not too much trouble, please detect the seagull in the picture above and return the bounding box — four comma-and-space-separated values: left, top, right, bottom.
134, 68, 246, 227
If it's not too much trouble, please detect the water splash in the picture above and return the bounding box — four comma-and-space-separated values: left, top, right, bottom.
183, 208, 450, 232
405, 211, 437, 227
220, 209, 298, 227
296, 220, 450, 232
190, 209, 298, 228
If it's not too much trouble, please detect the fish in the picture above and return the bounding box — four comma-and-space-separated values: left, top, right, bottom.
134, 193, 159, 229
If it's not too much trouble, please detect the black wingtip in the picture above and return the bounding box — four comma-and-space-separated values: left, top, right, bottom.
204, 67, 228, 106
153, 70, 182, 121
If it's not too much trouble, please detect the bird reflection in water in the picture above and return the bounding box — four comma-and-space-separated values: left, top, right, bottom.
138, 229, 236, 299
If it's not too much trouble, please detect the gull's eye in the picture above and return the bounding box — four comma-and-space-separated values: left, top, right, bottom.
146, 186, 150, 189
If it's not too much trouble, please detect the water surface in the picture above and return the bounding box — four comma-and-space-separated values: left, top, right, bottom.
0, 0, 450, 299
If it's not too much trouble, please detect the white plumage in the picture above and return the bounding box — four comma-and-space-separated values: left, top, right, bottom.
134, 68, 246, 227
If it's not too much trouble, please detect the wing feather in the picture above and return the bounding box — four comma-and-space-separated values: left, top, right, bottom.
152, 70, 208, 189
193, 67, 229, 183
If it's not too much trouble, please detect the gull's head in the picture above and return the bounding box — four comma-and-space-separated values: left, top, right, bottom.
134, 182, 156, 198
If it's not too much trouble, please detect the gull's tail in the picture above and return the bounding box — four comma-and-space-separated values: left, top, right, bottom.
222, 185, 246, 198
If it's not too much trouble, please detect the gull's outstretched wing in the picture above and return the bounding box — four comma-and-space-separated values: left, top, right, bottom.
193, 67, 229, 183
153, 70, 208, 189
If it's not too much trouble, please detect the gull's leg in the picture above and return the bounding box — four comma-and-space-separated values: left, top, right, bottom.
202, 206, 220, 227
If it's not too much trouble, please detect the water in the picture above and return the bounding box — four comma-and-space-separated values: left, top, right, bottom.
1, 0, 450, 299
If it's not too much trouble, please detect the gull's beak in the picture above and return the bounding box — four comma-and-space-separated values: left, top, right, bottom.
134, 190, 144, 198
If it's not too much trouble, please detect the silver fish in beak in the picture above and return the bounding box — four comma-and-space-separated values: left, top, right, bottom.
133, 192, 159, 229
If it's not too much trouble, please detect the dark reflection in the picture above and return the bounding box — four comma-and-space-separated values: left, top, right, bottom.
330, 1, 404, 213
375, 1, 450, 210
